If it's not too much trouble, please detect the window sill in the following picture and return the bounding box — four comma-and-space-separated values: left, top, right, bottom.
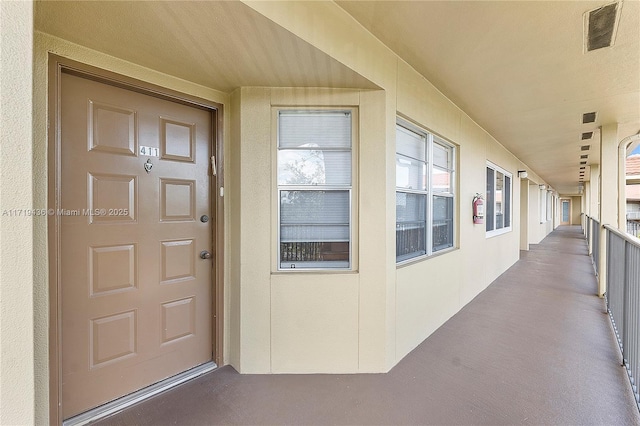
396, 246, 458, 269
271, 269, 359, 275
486, 227, 512, 238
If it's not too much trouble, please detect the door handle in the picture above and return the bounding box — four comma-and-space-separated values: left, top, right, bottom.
200, 250, 212, 260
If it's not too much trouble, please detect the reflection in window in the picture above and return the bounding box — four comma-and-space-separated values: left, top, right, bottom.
486, 163, 512, 235
396, 122, 456, 262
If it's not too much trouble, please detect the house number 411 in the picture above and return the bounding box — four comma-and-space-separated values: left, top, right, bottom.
139, 146, 159, 157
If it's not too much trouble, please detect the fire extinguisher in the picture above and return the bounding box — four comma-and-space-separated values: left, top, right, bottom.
473, 193, 484, 224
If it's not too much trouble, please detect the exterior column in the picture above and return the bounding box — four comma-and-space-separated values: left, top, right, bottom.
520, 178, 529, 250
589, 165, 600, 220
598, 124, 619, 297
619, 137, 637, 230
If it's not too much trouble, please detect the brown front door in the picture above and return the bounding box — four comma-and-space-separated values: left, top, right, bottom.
60, 72, 214, 418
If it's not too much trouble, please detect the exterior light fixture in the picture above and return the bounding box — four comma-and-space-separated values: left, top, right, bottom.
518, 170, 528, 178
539, 184, 546, 190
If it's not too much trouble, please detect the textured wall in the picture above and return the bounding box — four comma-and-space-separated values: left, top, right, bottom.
0, 1, 35, 424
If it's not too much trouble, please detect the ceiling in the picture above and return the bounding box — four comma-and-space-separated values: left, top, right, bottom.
34, 1, 377, 92
35, 1, 640, 195
338, 0, 640, 194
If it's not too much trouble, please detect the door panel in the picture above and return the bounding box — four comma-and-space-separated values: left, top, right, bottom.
60, 73, 213, 418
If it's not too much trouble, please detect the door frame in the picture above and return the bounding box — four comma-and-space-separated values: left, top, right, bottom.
47, 54, 225, 424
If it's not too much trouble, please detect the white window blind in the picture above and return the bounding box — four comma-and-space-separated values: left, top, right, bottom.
277, 111, 352, 270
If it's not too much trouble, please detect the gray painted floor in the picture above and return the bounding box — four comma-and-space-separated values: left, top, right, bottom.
97, 226, 640, 425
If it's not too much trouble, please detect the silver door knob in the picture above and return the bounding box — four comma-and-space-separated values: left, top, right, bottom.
200, 250, 212, 259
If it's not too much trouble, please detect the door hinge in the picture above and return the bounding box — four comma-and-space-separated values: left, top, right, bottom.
211, 156, 217, 176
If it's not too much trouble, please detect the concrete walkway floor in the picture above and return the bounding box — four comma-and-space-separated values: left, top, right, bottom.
97, 226, 640, 425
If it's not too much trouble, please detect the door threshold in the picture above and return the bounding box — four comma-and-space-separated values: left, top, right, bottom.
63, 361, 217, 426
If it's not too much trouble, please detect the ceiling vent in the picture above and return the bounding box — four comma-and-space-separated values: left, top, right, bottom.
581, 154, 589, 159
582, 112, 597, 123
585, 2, 621, 52
581, 145, 591, 151
580, 161, 587, 165
581, 132, 594, 140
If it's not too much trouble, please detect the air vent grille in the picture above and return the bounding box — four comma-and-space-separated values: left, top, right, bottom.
582, 132, 593, 140
581, 154, 588, 159
582, 112, 597, 123
581, 145, 591, 151
586, 2, 619, 51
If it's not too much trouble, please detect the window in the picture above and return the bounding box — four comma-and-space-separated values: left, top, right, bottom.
546, 192, 553, 222
486, 163, 512, 235
396, 121, 455, 263
540, 187, 547, 223
277, 110, 353, 270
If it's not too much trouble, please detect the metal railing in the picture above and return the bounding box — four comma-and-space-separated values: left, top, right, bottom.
628, 221, 640, 238
604, 225, 640, 411
585, 215, 601, 276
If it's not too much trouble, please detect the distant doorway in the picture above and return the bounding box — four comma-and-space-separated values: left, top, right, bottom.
561, 199, 571, 225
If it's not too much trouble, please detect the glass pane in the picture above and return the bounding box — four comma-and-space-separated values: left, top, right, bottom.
281, 190, 349, 229
396, 155, 427, 190
280, 190, 350, 269
396, 125, 426, 160
495, 171, 504, 229
279, 111, 351, 149
504, 175, 511, 228
433, 140, 452, 169
280, 242, 349, 269
486, 167, 495, 232
433, 195, 453, 251
396, 192, 427, 222
278, 150, 351, 185
432, 166, 451, 193
396, 192, 427, 261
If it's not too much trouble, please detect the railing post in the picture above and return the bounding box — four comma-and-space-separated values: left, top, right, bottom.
599, 224, 607, 297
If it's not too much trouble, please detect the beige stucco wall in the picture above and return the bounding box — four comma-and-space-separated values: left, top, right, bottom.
0, 2, 35, 424
229, 87, 393, 373
571, 196, 582, 225
231, 1, 553, 371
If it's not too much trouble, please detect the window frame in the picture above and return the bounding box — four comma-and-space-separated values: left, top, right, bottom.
486, 161, 513, 238
539, 187, 546, 224
273, 107, 358, 272
395, 119, 457, 265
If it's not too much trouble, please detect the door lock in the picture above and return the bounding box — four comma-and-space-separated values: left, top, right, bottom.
200, 250, 212, 260
200, 215, 209, 223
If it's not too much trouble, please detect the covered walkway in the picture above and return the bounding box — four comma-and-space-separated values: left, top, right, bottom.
98, 226, 639, 425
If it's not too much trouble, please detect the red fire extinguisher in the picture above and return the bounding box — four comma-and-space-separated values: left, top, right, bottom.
473, 193, 484, 224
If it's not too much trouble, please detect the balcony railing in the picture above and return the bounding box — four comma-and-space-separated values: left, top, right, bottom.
628, 220, 640, 238
627, 212, 640, 220
603, 225, 640, 411
585, 215, 601, 276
